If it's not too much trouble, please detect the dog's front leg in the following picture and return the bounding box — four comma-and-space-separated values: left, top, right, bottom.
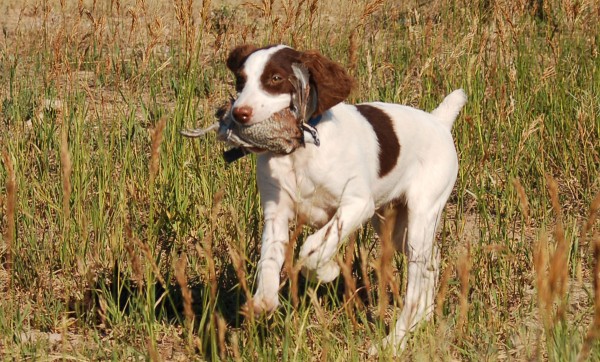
251, 155, 296, 314
299, 196, 375, 283
251, 215, 289, 314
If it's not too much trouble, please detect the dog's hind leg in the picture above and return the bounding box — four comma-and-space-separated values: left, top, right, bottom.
370, 196, 449, 356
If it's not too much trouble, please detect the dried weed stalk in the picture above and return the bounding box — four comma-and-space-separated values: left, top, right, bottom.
147, 337, 161, 362
133, 236, 166, 287
216, 312, 227, 360
200, 0, 212, 26
338, 233, 363, 326
344, 232, 357, 283
1, 151, 15, 273
348, 28, 358, 75
376, 206, 397, 318
60, 120, 72, 226
231, 331, 241, 362
175, 254, 194, 324
149, 117, 167, 186
533, 176, 572, 328
337, 233, 359, 325
227, 242, 253, 319
320, 344, 329, 362
359, 245, 373, 306
577, 191, 600, 361
513, 178, 530, 223
308, 289, 327, 326
534, 232, 552, 321
192, 190, 223, 308
577, 233, 600, 361
581, 191, 600, 238
456, 244, 471, 335
124, 222, 144, 288
359, 0, 384, 27
435, 263, 453, 318
338, 255, 358, 326
173, 0, 198, 60
205, 189, 224, 301
285, 218, 305, 309
546, 175, 569, 321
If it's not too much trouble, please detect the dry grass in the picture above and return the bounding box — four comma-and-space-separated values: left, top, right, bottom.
149, 117, 168, 187
577, 192, 600, 361
60, 116, 72, 227
456, 244, 471, 337
0, 0, 599, 360
174, 254, 194, 324
1, 150, 15, 282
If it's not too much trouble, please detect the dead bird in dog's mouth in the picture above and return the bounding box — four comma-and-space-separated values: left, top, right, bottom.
181, 63, 320, 163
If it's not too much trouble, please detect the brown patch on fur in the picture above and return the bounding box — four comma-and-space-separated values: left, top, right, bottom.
261, 47, 300, 95
226, 44, 257, 73
260, 47, 354, 114
227, 45, 256, 92
300, 50, 354, 115
233, 72, 247, 93
355, 104, 400, 177
226, 45, 354, 115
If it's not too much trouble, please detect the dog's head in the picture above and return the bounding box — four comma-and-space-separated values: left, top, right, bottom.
226, 44, 354, 125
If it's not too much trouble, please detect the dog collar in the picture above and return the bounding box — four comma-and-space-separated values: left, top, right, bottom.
307, 114, 322, 127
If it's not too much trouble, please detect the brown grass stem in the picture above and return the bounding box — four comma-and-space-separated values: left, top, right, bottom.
577, 233, 600, 362
376, 206, 397, 319
546, 175, 569, 321
216, 312, 227, 360
359, 246, 373, 307
581, 192, 600, 239
227, 241, 253, 320
1, 151, 15, 278
149, 117, 167, 186
175, 254, 194, 324
133, 236, 167, 287
284, 218, 305, 309
456, 244, 471, 335
513, 178, 530, 224
60, 122, 72, 228
435, 264, 452, 318
124, 222, 144, 288
206, 189, 224, 301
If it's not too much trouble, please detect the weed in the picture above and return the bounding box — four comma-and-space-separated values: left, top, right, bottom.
0, 0, 598, 360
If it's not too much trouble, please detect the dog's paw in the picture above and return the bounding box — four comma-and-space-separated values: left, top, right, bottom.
301, 259, 340, 284
249, 293, 280, 314
368, 334, 406, 357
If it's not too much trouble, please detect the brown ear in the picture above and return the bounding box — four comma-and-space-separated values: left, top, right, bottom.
226, 44, 257, 73
300, 50, 355, 115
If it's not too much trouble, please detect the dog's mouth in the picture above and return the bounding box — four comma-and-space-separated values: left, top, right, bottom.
220, 106, 305, 152
180, 63, 319, 163
246, 145, 267, 153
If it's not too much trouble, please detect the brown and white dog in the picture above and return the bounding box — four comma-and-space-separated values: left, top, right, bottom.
226, 44, 466, 354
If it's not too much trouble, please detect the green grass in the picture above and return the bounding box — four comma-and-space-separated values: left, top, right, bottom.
1, 0, 599, 360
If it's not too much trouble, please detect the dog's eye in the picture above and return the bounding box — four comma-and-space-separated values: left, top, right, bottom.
271, 74, 283, 83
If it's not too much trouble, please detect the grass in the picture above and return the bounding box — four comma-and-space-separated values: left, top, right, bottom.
0, 0, 599, 360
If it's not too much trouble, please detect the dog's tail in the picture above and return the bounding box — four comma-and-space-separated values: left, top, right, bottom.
431, 89, 467, 129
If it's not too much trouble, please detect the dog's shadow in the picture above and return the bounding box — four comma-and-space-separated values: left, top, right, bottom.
75, 256, 378, 355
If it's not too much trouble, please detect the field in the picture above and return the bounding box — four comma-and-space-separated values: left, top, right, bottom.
0, 0, 599, 360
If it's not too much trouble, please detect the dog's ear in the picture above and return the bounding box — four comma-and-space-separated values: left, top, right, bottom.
300, 50, 355, 115
226, 44, 257, 73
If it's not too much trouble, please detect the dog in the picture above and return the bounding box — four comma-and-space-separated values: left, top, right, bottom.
225, 44, 466, 354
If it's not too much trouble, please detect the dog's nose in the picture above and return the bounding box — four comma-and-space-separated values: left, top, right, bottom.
232, 106, 253, 124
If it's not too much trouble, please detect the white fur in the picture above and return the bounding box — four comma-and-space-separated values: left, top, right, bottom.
233, 45, 292, 125
233, 46, 467, 355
